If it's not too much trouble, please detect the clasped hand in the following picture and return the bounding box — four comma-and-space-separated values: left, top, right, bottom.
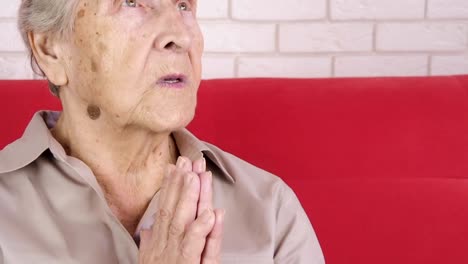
139, 156, 225, 264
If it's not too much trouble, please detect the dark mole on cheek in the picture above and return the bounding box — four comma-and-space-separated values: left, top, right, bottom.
78, 9, 85, 18
87, 105, 101, 120
91, 60, 98, 72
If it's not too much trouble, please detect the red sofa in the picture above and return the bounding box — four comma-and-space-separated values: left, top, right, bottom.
1, 76, 468, 263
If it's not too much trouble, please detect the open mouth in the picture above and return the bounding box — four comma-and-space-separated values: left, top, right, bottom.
157, 74, 187, 88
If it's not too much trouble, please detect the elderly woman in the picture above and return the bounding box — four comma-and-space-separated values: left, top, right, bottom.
0, 0, 324, 263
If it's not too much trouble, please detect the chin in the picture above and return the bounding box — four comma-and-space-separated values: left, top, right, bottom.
143, 107, 196, 133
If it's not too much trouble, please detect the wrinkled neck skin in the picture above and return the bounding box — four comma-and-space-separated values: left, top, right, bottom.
51, 93, 178, 234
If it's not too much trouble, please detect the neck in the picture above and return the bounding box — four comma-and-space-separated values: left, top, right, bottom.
51, 107, 178, 234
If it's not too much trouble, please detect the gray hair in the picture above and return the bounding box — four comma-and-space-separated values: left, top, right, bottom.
18, 0, 80, 96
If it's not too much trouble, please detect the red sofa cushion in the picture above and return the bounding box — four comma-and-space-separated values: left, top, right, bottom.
1, 76, 468, 263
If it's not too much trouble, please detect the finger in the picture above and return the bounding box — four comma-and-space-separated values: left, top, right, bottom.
197, 171, 213, 218
150, 164, 174, 237
177, 156, 193, 172
181, 209, 216, 260
192, 157, 206, 175
138, 228, 153, 253
167, 171, 201, 246
202, 209, 225, 264
138, 229, 154, 263
151, 165, 184, 251
156, 164, 175, 206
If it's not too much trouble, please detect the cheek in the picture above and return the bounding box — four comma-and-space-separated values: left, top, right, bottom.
65, 38, 112, 102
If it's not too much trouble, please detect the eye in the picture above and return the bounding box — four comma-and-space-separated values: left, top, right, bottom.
177, 1, 191, 12
122, 0, 139, 8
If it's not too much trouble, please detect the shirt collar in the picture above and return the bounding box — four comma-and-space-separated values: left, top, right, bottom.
0, 111, 236, 183
172, 129, 236, 183
0, 111, 51, 173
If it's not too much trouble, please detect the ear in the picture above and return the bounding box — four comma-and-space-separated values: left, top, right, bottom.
28, 32, 68, 87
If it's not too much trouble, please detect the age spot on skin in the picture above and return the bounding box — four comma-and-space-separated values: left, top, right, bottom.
87, 105, 101, 120
78, 9, 85, 18
98, 42, 107, 52
91, 60, 98, 72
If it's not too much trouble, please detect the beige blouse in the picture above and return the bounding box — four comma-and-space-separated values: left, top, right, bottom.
0, 111, 324, 264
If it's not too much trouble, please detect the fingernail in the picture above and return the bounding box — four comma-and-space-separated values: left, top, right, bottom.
202, 157, 206, 171
202, 171, 212, 193
176, 157, 185, 168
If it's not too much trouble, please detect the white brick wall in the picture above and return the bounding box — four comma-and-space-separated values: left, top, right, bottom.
335, 56, 428, 77
232, 0, 326, 20
238, 57, 331, 78
1, 0, 467, 80
280, 23, 374, 52
377, 23, 468, 51
331, 0, 426, 20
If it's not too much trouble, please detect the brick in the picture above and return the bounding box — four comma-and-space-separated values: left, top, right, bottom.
0, 0, 20, 18
232, 0, 326, 20
197, 0, 229, 19
432, 55, 468, 75
428, 0, 468, 18
335, 55, 428, 77
331, 0, 425, 20
377, 23, 468, 51
0, 54, 33, 79
202, 56, 235, 79
0, 21, 26, 52
280, 23, 373, 52
238, 56, 331, 78
200, 22, 276, 52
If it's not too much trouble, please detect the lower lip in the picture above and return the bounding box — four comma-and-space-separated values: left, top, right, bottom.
156, 77, 188, 89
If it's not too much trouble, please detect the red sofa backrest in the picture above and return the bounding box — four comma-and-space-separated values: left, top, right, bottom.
1, 76, 468, 264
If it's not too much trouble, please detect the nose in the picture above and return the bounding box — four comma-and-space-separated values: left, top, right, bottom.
153, 9, 192, 53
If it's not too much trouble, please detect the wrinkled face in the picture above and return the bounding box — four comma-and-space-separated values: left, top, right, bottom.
64, 0, 203, 132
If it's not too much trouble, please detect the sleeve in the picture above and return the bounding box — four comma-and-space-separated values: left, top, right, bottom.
274, 182, 325, 264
